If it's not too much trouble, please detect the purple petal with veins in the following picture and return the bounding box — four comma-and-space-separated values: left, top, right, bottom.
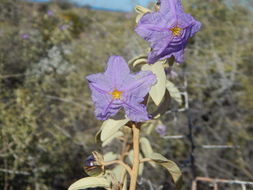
86, 55, 156, 121
135, 0, 201, 64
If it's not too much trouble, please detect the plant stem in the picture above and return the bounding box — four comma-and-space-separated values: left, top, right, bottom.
104, 160, 132, 176
129, 123, 140, 190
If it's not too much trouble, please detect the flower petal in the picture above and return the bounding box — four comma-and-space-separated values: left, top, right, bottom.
95, 100, 122, 120
135, 11, 174, 43
120, 71, 156, 122
160, 0, 176, 14
121, 70, 156, 101
172, 49, 184, 63
122, 99, 150, 122
104, 55, 130, 89
86, 73, 113, 92
190, 20, 201, 37
87, 73, 122, 120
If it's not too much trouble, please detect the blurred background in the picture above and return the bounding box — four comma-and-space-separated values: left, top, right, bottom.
0, 0, 253, 189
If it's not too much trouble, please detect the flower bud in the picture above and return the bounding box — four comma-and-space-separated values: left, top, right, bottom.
83, 153, 103, 176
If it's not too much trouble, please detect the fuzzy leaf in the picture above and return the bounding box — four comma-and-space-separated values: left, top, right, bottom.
122, 174, 128, 190
128, 150, 144, 176
101, 118, 129, 142
102, 131, 124, 147
142, 61, 166, 105
145, 120, 159, 135
149, 153, 182, 189
103, 152, 118, 162
133, 58, 147, 67
151, 91, 171, 119
68, 177, 110, 190
140, 137, 156, 167
112, 165, 124, 181
136, 14, 144, 24
135, 5, 152, 23
128, 55, 147, 66
135, 5, 152, 14
166, 80, 182, 105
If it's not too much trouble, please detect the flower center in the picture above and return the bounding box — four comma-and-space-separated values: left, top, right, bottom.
170, 26, 181, 36
110, 89, 122, 100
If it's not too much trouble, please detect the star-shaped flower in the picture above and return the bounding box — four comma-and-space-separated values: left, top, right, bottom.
135, 0, 201, 64
86, 56, 156, 122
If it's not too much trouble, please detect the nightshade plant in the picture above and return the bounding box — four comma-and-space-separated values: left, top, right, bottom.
68, 0, 201, 190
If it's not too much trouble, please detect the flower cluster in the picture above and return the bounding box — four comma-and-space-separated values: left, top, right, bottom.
135, 0, 201, 64
87, 0, 201, 122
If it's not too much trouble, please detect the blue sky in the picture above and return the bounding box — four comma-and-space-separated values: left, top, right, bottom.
26, 0, 252, 12
28, 0, 156, 12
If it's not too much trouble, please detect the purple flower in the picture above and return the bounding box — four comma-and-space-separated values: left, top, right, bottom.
155, 124, 167, 136
47, 10, 54, 16
135, 0, 201, 64
21, 34, 29, 39
86, 55, 156, 122
165, 67, 178, 79
59, 24, 69, 30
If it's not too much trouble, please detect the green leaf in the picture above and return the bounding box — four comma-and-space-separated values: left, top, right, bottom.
135, 14, 144, 24
103, 152, 118, 162
135, 5, 152, 14
133, 58, 147, 68
122, 174, 128, 190
102, 131, 124, 147
149, 153, 182, 189
166, 80, 182, 105
151, 91, 171, 119
92, 151, 104, 163
112, 165, 124, 181
150, 152, 169, 162
142, 61, 166, 105
110, 165, 128, 190
134, 5, 151, 23
101, 118, 129, 142
140, 137, 156, 167
128, 55, 147, 66
128, 150, 144, 176
68, 177, 110, 190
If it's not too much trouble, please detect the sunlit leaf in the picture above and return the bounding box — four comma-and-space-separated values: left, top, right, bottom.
140, 137, 156, 167
149, 153, 182, 189
166, 80, 182, 105
145, 120, 159, 135
122, 174, 128, 190
112, 165, 124, 181
142, 61, 166, 105
133, 58, 147, 67
103, 152, 118, 162
135, 5, 152, 14
151, 91, 171, 119
101, 118, 129, 142
128, 150, 144, 176
135, 5, 152, 23
92, 151, 104, 164
128, 55, 147, 66
68, 177, 110, 190
102, 131, 124, 147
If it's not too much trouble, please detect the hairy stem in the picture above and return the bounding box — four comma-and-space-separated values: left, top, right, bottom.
129, 123, 140, 190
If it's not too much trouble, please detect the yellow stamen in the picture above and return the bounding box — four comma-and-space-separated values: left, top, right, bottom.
170, 25, 181, 36
110, 89, 122, 100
